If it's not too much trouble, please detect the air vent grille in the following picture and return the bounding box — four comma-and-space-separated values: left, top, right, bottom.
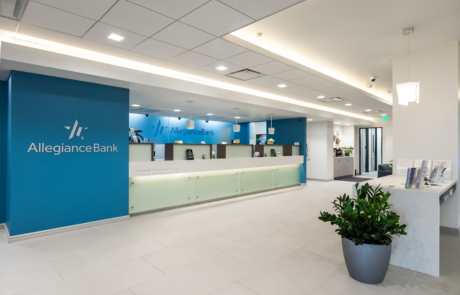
136, 108, 160, 113
364, 110, 383, 114
226, 69, 263, 81
317, 97, 343, 103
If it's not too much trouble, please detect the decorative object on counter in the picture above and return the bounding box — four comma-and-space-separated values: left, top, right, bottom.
319, 183, 407, 284
254, 152, 260, 157
129, 128, 145, 143
277, 152, 281, 157
221, 142, 227, 144
212, 150, 216, 159
267, 138, 275, 145
201, 141, 205, 144
186, 149, 194, 160
270, 149, 276, 157
264, 153, 267, 157
405, 167, 417, 188
342, 146, 354, 156
268, 113, 275, 134
232, 139, 240, 144
175, 141, 183, 144
202, 154, 206, 159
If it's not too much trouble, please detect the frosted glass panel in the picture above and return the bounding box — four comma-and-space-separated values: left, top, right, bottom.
154, 144, 165, 161
240, 169, 273, 193
173, 145, 211, 160
275, 165, 301, 188
292, 146, 300, 156
194, 172, 240, 201
226, 145, 253, 158
129, 144, 153, 162
129, 175, 192, 213
264, 145, 283, 157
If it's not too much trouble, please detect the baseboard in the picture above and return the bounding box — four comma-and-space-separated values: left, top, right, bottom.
307, 178, 334, 182
300, 183, 307, 186
130, 184, 302, 217
0, 223, 4, 229
333, 175, 354, 180
440, 226, 460, 236
5, 215, 130, 244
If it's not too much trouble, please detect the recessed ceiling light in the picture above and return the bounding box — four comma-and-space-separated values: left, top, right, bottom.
277, 84, 287, 88
334, 122, 340, 124
235, 116, 241, 119
131, 104, 140, 107
381, 114, 387, 116
345, 103, 352, 106
317, 95, 325, 99
108, 34, 124, 41
307, 119, 313, 121
207, 113, 213, 116
173, 109, 181, 112
345, 124, 350, 125
216, 66, 228, 71
365, 109, 372, 112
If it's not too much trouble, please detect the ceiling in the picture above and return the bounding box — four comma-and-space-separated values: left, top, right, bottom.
231, 0, 460, 103
0, 0, 395, 123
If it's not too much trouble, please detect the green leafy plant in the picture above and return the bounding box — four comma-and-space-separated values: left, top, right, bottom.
342, 146, 354, 155
319, 183, 407, 246
388, 160, 393, 168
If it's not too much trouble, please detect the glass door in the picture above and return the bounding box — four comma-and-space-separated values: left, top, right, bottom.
359, 128, 382, 174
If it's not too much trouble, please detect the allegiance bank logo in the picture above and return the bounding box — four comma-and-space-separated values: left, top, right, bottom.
27, 119, 118, 155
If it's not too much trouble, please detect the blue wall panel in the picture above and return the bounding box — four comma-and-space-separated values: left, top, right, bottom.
7, 71, 129, 236
0, 81, 7, 223
267, 118, 307, 183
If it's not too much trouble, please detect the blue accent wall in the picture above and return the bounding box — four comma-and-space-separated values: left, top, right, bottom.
129, 114, 249, 144
0, 81, 7, 224
266, 118, 307, 183
7, 71, 129, 236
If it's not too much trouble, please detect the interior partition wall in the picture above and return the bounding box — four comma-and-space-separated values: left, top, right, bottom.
359, 127, 382, 174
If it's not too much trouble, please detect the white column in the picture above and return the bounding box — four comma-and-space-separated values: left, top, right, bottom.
307, 121, 334, 181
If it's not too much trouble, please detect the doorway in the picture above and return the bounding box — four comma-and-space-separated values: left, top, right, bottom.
359, 128, 382, 175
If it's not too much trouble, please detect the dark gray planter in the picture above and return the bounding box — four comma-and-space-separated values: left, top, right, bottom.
342, 237, 391, 284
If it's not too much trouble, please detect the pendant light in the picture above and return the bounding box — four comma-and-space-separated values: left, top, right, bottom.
186, 101, 194, 129
268, 113, 275, 134
233, 108, 240, 132
396, 27, 419, 106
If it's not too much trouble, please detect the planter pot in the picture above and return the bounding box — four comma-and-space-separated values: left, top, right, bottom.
342, 238, 391, 284
345, 153, 350, 156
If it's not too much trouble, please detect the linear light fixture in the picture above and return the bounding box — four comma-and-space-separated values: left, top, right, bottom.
108, 34, 124, 41
131, 104, 140, 107
2, 34, 376, 122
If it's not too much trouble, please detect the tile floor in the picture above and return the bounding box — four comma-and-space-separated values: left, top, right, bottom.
0, 180, 459, 294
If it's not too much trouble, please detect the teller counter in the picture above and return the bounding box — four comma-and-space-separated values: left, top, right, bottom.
129, 156, 303, 215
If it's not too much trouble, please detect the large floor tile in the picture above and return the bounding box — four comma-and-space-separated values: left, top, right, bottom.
403, 271, 460, 295
130, 254, 258, 295
265, 209, 318, 225
149, 222, 224, 247
12, 227, 102, 248
96, 220, 168, 237
217, 219, 288, 244
210, 283, 257, 295
18, 258, 163, 295
300, 232, 345, 263
225, 232, 310, 267
51, 237, 165, 278
0, 261, 62, 295
212, 209, 274, 228
113, 290, 135, 295
282, 217, 337, 241
142, 235, 239, 273
148, 210, 219, 230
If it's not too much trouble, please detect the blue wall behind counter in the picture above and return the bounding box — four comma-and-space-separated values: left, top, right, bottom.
266, 118, 307, 183
129, 113, 249, 144
0, 81, 7, 224
7, 71, 129, 236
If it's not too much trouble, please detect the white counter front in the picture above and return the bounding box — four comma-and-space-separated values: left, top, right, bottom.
129, 156, 304, 177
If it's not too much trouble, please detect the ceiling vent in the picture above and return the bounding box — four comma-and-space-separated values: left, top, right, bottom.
317, 97, 343, 103
0, 0, 29, 20
136, 108, 160, 113
226, 69, 263, 81
364, 110, 383, 114
202, 116, 221, 119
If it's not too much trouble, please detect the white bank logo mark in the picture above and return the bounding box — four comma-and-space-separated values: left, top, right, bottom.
64, 120, 88, 140
27, 119, 118, 155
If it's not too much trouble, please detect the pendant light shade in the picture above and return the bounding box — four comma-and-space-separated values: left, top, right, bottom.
268, 113, 275, 134
397, 27, 419, 106
186, 101, 194, 129
233, 108, 240, 132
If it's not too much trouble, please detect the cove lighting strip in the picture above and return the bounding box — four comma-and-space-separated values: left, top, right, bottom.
1, 34, 375, 122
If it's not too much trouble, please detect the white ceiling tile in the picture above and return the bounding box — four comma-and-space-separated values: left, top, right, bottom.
33, 0, 117, 20
297, 88, 328, 98
248, 76, 283, 86
266, 81, 299, 90
16, 23, 79, 46
127, 0, 210, 20
100, 1, 174, 37
218, 0, 303, 20
192, 38, 247, 60
278, 85, 313, 94
83, 23, 147, 50
73, 39, 128, 56
180, 1, 254, 36
224, 51, 272, 68
200, 61, 244, 75
0, 17, 19, 32
272, 69, 311, 80
120, 51, 176, 69
130, 38, 186, 60
169, 51, 218, 68
152, 22, 214, 50
250, 61, 294, 75
291, 76, 328, 86
22, 2, 95, 37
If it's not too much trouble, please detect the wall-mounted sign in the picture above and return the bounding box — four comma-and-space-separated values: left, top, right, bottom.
381, 116, 389, 121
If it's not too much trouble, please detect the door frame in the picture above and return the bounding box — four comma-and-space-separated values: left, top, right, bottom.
358, 127, 382, 175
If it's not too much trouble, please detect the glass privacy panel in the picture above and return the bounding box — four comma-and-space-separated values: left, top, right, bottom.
194, 172, 240, 201
129, 175, 192, 214
292, 146, 300, 156
240, 169, 273, 194
264, 145, 283, 157
129, 144, 153, 162
173, 145, 211, 160
226, 145, 253, 158
274, 165, 301, 188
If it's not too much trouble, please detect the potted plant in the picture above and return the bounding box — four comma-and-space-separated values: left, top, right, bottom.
342, 146, 354, 156
319, 183, 407, 284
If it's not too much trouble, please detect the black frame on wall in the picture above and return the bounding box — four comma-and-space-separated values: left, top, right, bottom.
358, 127, 382, 175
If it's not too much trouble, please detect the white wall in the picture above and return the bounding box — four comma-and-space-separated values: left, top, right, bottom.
249, 121, 267, 145
307, 121, 333, 181
393, 43, 459, 229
